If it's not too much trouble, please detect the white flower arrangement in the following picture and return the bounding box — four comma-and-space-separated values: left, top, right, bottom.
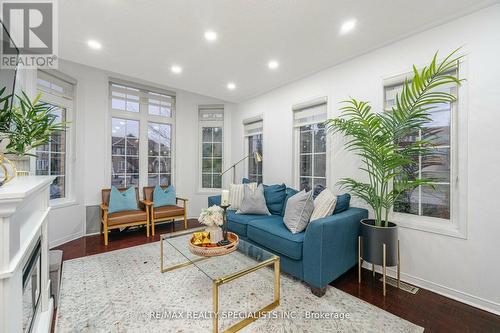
198, 205, 224, 227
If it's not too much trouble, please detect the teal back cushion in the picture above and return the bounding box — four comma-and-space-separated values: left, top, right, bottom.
333, 193, 351, 214
263, 183, 287, 215
108, 187, 139, 214
153, 185, 176, 207
281, 187, 299, 216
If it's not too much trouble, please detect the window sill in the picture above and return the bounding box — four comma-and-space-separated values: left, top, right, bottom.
197, 189, 222, 196
49, 198, 79, 210
392, 212, 467, 239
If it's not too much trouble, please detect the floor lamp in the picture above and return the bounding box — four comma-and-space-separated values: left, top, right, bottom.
220, 152, 262, 184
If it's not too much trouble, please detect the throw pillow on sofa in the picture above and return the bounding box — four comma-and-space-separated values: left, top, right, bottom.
108, 186, 138, 214
237, 184, 270, 215
283, 190, 314, 234
263, 183, 287, 215
153, 185, 176, 207
281, 187, 299, 216
229, 182, 257, 210
310, 188, 337, 221
333, 193, 351, 214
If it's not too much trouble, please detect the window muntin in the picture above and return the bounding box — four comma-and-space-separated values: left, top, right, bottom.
111, 84, 140, 112
111, 118, 140, 187
385, 74, 457, 220
35, 104, 67, 199
247, 134, 263, 184
148, 122, 172, 186
299, 123, 326, 191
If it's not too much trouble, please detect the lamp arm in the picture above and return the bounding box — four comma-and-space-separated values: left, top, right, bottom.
219, 154, 252, 176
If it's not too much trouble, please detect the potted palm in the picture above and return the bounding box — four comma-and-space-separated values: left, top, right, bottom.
326, 50, 462, 266
0, 90, 66, 184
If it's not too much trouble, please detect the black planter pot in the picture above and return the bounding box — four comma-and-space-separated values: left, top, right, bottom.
361, 219, 398, 266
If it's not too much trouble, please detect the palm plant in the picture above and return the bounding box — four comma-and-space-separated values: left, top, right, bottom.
326, 50, 463, 227
1, 91, 66, 157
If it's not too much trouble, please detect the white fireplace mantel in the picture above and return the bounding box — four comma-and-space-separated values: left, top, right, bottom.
0, 176, 55, 333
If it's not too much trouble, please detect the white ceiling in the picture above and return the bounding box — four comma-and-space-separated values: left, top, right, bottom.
59, 0, 498, 102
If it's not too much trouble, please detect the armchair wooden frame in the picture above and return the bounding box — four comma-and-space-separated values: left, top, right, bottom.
148, 197, 188, 236
100, 188, 151, 246
143, 186, 188, 236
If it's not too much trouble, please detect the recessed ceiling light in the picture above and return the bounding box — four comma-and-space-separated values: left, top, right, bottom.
227, 82, 236, 90
268, 60, 279, 70
171, 65, 183, 74
204, 30, 217, 41
340, 19, 357, 35
87, 39, 102, 50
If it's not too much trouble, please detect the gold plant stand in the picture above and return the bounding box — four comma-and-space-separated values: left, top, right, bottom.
160, 234, 280, 333
0, 154, 18, 184
358, 236, 400, 296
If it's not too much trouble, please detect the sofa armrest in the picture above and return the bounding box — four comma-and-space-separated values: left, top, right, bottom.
208, 195, 221, 207
303, 207, 368, 289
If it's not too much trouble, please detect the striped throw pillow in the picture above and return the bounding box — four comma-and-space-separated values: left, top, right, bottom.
310, 188, 337, 222
229, 182, 257, 210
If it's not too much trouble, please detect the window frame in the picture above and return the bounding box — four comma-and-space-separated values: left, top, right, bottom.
198, 105, 224, 192
34, 70, 76, 206
384, 59, 468, 239
108, 79, 176, 191
292, 97, 329, 191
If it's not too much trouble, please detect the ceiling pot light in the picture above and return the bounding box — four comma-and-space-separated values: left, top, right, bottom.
171, 65, 183, 74
87, 39, 102, 50
204, 30, 217, 41
227, 82, 236, 90
340, 19, 357, 35
268, 60, 279, 70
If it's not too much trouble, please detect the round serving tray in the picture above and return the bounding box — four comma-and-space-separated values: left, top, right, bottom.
189, 232, 239, 257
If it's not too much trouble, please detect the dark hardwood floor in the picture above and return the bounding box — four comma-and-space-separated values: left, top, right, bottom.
54, 220, 500, 333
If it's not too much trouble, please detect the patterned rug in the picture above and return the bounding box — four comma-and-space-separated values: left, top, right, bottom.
55, 238, 423, 333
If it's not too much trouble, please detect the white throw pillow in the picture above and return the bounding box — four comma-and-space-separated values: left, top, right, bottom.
310, 188, 337, 222
229, 183, 257, 210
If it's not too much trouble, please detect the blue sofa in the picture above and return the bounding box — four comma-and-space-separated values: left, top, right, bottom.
208, 187, 368, 296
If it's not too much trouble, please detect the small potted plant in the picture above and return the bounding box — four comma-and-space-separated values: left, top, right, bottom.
326, 50, 462, 266
198, 205, 224, 244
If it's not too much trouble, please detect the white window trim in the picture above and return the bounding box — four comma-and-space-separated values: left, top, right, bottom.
384, 58, 468, 239
292, 96, 330, 190
33, 70, 77, 207
243, 115, 263, 182
106, 79, 176, 193
198, 120, 224, 193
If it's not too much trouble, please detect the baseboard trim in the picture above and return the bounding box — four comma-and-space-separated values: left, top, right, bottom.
49, 231, 83, 249
361, 262, 500, 315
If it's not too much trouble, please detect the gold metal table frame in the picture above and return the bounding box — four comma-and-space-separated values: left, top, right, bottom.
160, 234, 281, 333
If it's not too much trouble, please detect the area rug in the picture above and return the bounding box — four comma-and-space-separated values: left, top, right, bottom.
55, 235, 423, 333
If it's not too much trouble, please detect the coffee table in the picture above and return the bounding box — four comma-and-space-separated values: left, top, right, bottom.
160, 232, 280, 333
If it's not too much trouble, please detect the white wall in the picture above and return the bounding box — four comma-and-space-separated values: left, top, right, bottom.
46, 60, 234, 247
232, 5, 500, 314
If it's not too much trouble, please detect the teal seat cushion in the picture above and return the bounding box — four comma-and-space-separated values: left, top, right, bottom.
263, 183, 286, 215
333, 193, 351, 214
153, 185, 176, 207
247, 216, 305, 260
108, 187, 138, 214
227, 210, 273, 237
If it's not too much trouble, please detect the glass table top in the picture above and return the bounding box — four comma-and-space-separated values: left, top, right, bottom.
161, 232, 277, 280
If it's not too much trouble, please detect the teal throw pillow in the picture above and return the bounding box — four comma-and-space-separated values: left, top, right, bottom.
108, 186, 139, 214
153, 185, 176, 207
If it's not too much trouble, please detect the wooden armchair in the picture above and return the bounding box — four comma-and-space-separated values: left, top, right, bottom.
143, 186, 188, 236
100, 187, 150, 245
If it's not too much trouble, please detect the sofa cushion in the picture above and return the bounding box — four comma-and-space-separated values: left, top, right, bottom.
247, 216, 305, 260
333, 193, 351, 214
227, 210, 271, 237
281, 187, 299, 216
263, 183, 287, 215
237, 184, 270, 215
